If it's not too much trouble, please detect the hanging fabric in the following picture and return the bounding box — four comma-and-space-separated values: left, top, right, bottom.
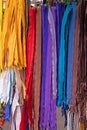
71, 3, 80, 111
66, 2, 76, 105
0, 69, 14, 123
57, 4, 78, 126
0, 68, 25, 129
72, 1, 87, 115
54, 2, 66, 106
58, 4, 72, 106
1, 0, 26, 70
77, 2, 87, 129
50, 6, 57, 99
14, 69, 26, 130
0, 0, 87, 129
40, 5, 48, 129
33, 7, 42, 130
40, 5, 57, 130
26, 7, 36, 130
42, 13, 52, 128
48, 7, 57, 130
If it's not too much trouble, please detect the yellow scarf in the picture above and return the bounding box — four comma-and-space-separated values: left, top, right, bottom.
1, 0, 26, 70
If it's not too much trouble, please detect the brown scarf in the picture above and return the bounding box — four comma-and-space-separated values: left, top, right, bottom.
33, 7, 42, 130
72, 3, 80, 111
72, 2, 87, 130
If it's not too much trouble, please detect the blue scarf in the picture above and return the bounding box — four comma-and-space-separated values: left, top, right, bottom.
67, 3, 76, 105
58, 4, 76, 126
58, 4, 72, 107
54, 2, 66, 106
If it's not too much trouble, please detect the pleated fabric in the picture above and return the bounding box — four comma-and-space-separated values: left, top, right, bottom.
26, 8, 36, 129
33, 7, 42, 130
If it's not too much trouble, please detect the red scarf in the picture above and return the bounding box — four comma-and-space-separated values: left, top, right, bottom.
20, 8, 36, 130
26, 8, 36, 129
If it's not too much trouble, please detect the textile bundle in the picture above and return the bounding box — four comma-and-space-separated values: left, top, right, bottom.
0, 0, 87, 130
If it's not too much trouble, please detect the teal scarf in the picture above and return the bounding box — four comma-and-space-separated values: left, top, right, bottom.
58, 4, 73, 107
